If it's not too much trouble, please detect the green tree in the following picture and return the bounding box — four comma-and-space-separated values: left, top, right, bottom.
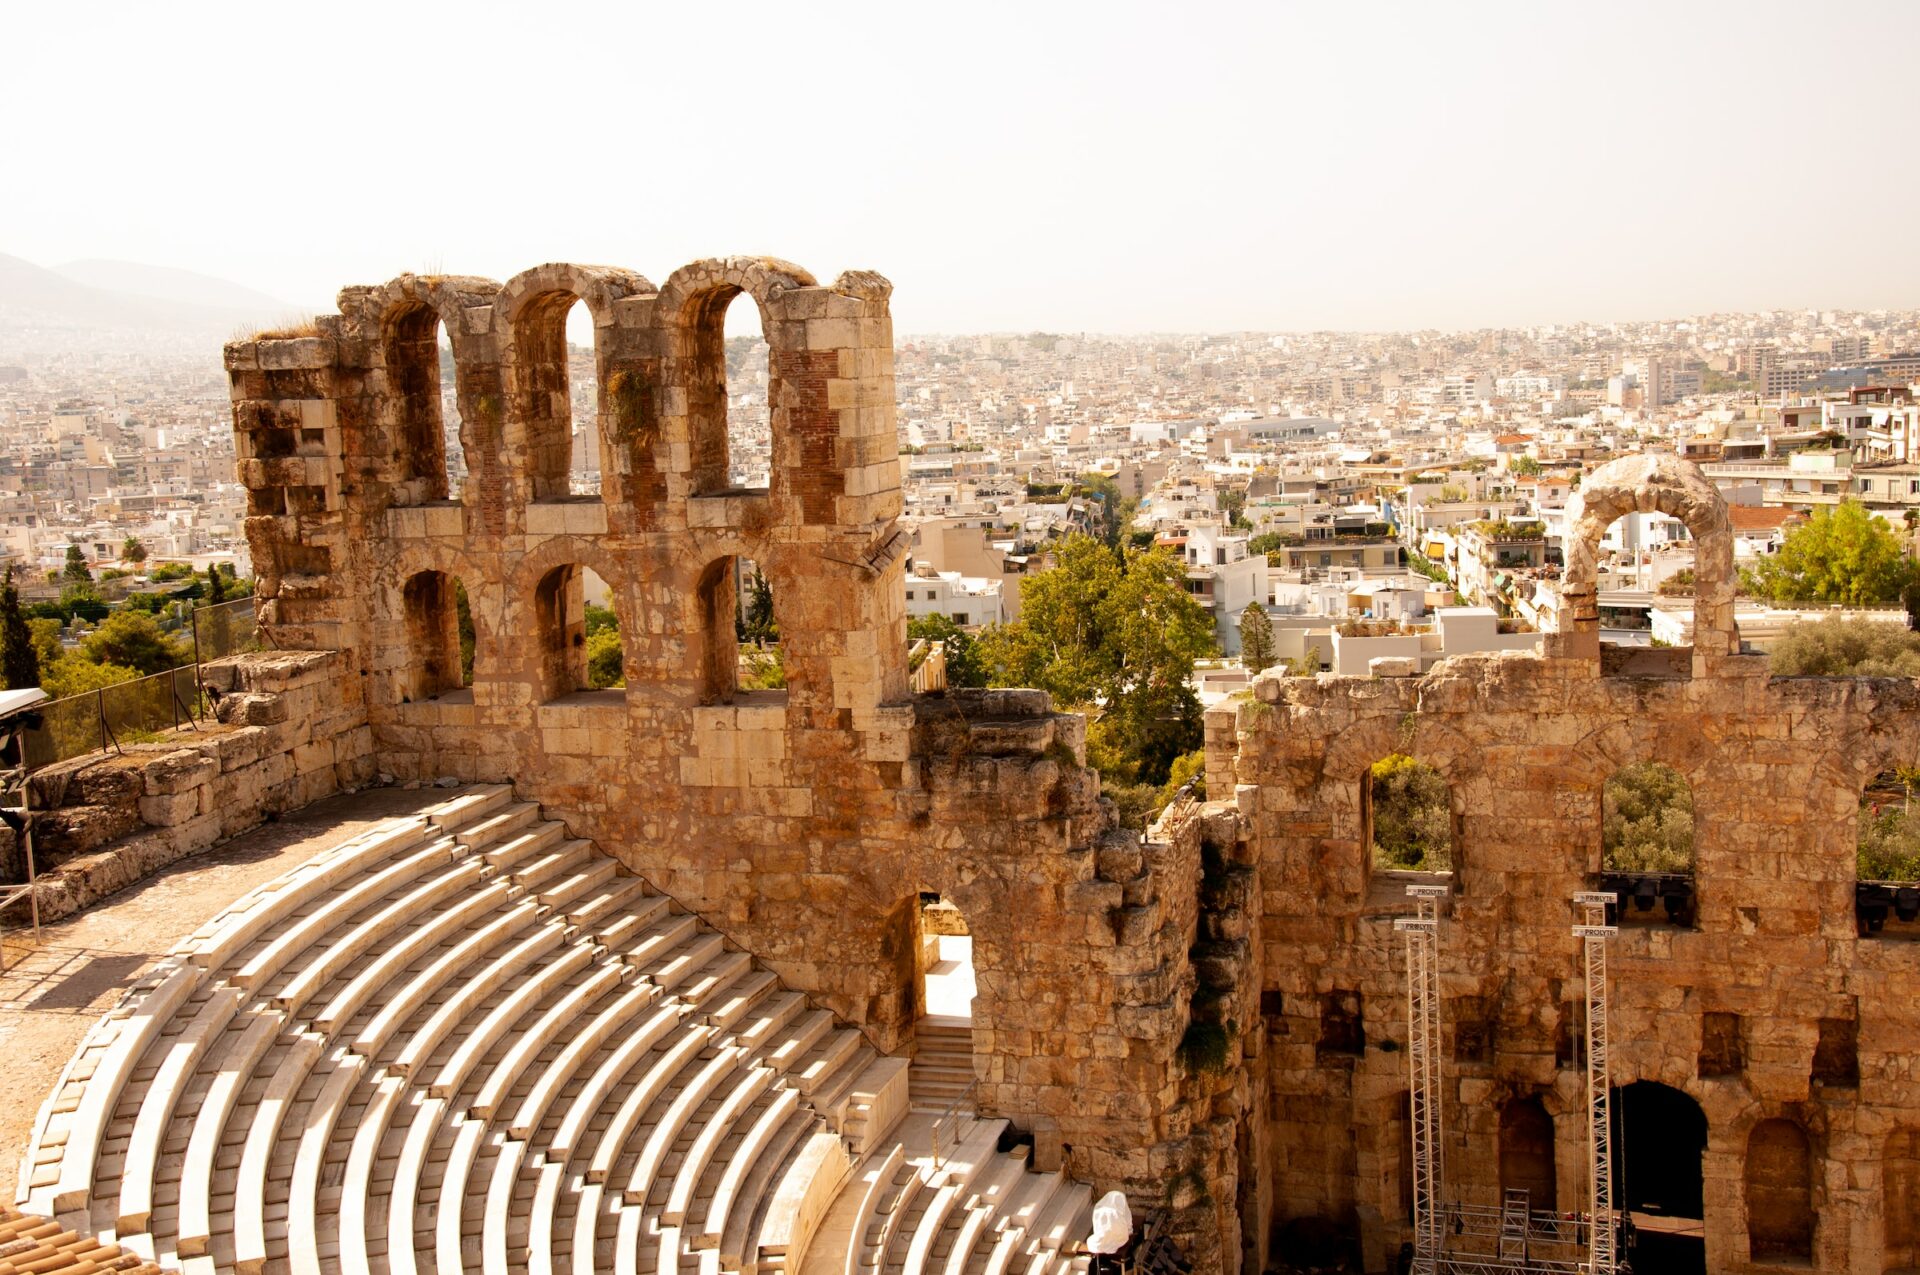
740, 645, 786, 690
63, 545, 92, 584
586, 628, 625, 688
1768, 616, 1920, 677
41, 655, 139, 700
907, 612, 986, 688
206, 564, 227, 606
1601, 762, 1694, 872
1247, 531, 1287, 562
60, 582, 108, 623
1369, 753, 1453, 870
1509, 455, 1542, 476
1859, 769, 1920, 881
976, 536, 1216, 790
1, 567, 39, 690
455, 581, 475, 682
1747, 500, 1919, 605
741, 567, 778, 644
79, 611, 190, 676
122, 536, 147, 565
149, 562, 193, 582
1218, 486, 1248, 529
584, 603, 619, 636
27, 617, 63, 669
1238, 602, 1275, 673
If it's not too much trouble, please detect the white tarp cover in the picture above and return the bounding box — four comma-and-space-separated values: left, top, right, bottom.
1087, 1189, 1132, 1254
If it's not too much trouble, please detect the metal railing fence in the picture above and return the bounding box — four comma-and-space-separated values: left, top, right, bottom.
19, 599, 271, 769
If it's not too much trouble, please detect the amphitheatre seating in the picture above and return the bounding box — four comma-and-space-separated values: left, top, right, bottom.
842, 1117, 1093, 1275
15, 787, 927, 1275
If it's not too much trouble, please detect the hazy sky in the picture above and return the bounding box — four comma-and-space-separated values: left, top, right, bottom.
7, 0, 1918, 334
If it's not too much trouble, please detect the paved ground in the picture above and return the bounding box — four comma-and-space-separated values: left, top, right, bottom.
0, 786, 445, 1203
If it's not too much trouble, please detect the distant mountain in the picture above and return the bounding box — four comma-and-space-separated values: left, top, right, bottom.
53, 258, 299, 319
0, 252, 307, 339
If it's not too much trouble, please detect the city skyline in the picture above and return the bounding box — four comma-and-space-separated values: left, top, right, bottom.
5, 0, 1918, 334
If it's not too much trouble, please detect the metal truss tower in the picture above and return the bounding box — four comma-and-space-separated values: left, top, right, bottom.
1573, 891, 1621, 1275
1396, 884, 1450, 1275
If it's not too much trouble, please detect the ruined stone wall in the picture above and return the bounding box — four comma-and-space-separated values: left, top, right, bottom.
224, 261, 1235, 1260
1220, 455, 1920, 1272
5, 652, 370, 925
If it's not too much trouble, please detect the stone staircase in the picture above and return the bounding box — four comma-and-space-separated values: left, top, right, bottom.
908, 1019, 976, 1114
13, 786, 910, 1275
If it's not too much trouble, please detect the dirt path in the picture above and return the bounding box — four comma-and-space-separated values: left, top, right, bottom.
0, 786, 445, 1202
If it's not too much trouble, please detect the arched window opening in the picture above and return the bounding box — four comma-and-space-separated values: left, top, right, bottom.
1856, 765, 1920, 937
722, 294, 770, 490
1365, 753, 1453, 874
400, 570, 469, 701
385, 305, 458, 503
687, 289, 773, 496
581, 570, 622, 691
1885, 1127, 1920, 1267
534, 563, 619, 702
1497, 1096, 1556, 1213
566, 300, 601, 497
1594, 511, 1697, 673
512, 292, 600, 502
1601, 761, 1695, 926
1612, 1081, 1706, 1275
694, 558, 784, 705
1745, 1118, 1814, 1264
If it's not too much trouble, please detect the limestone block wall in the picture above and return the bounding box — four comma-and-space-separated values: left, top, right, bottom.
1226, 651, 1920, 1273
223, 261, 1237, 1261
7, 652, 370, 925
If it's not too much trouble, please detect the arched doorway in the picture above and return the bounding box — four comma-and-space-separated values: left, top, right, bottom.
889, 891, 976, 1113
1498, 1095, 1556, 1212
1745, 1118, 1814, 1264
1613, 1081, 1707, 1275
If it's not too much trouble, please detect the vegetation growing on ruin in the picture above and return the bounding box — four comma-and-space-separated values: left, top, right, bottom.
1858, 770, 1920, 882
1601, 761, 1694, 873
1768, 616, 1920, 677
1368, 753, 1453, 870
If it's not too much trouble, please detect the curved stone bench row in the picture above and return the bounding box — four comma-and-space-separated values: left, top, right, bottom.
17, 786, 908, 1275
843, 1117, 1093, 1275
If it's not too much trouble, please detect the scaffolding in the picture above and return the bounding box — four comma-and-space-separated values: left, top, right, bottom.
1394, 886, 1627, 1275
1395, 884, 1449, 1275
1573, 891, 1622, 1275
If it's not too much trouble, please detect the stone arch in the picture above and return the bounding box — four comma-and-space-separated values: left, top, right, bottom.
658, 257, 817, 497
1320, 713, 1483, 888
1497, 1094, 1556, 1211
496, 263, 653, 504
371, 545, 490, 703
510, 535, 632, 702
345, 276, 498, 507
398, 570, 467, 701
1601, 760, 1695, 870
1548, 452, 1739, 663
1613, 1080, 1707, 1272
1745, 1117, 1815, 1263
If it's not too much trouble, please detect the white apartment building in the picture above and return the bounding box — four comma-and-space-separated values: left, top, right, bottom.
903, 562, 1006, 629
1182, 523, 1267, 656
1495, 374, 1566, 400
